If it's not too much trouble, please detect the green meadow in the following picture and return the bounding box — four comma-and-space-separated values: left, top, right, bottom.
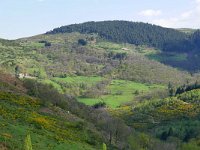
53, 76, 102, 85
78, 79, 165, 108
39, 76, 165, 108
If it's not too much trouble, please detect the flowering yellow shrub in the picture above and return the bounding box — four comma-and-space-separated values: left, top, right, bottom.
0, 91, 40, 108
29, 112, 55, 129
108, 106, 133, 118
1, 133, 12, 139
156, 100, 198, 119
0, 91, 101, 146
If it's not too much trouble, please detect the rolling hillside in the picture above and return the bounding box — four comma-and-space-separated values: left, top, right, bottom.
0, 72, 133, 150
0, 32, 192, 85
47, 21, 200, 72
0, 72, 100, 150
1, 21, 200, 150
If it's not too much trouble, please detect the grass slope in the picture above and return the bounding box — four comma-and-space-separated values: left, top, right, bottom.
0, 75, 103, 150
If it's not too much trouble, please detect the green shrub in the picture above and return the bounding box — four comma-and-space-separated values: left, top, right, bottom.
93, 101, 106, 108
78, 39, 87, 46
103, 143, 107, 150
24, 134, 32, 150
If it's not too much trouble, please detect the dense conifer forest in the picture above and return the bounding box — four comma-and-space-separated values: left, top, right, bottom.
47, 21, 188, 50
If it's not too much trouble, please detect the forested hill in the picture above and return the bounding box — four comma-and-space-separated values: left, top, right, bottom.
46, 21, 188, 49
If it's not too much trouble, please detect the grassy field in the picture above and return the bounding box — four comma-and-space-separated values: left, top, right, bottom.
91, 41, 159, 55
78, 79, 165, 108
51, 76, 103, 95
41, 79, 63, 93
147, 52, 187, 62
40, 76, 103, 96
40, 76, 165, 108
53, 76, 102, 85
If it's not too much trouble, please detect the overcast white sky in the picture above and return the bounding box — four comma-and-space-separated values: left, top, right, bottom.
0, 0, 200, 39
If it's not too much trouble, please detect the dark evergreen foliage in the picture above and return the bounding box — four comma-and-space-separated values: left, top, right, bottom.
46, 21, 188, 50
47, 21, 200, 54
39, 40, 51, 47
191, 29, 200, 49
78, 39, 87, 46
175, 81, 200, 95
162, 29, 200, 53
93, 101, 106, 108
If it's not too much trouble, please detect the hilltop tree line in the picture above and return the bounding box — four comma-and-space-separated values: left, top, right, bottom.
163, 29, 200, 53
47, 21, 200, 53
45, 21, 182, 50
